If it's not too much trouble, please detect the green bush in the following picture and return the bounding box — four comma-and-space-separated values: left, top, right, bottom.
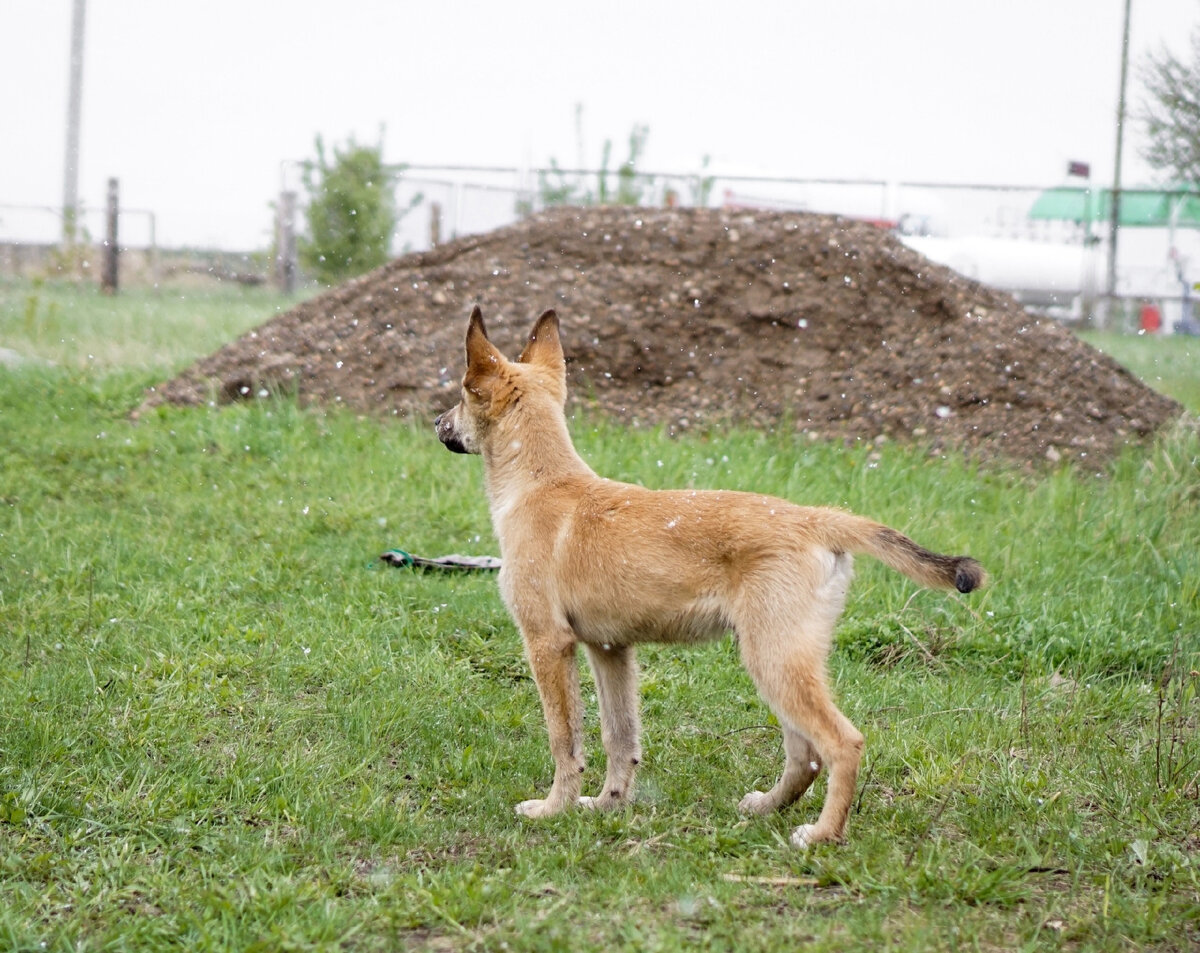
299, 135, 419, 284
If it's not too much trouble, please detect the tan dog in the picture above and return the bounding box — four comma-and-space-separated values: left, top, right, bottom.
435, 306, 985, 847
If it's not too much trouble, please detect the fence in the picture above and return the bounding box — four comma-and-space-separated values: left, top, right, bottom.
390, 165, 1093, 246
388, 166, 1198, 327
5, 166, 1198, 330
0, 200, 269, 289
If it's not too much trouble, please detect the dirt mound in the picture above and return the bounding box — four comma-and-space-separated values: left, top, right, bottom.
144, 206, 1182, 467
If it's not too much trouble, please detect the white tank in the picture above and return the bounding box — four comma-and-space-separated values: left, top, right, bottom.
900, 235, 1102, 309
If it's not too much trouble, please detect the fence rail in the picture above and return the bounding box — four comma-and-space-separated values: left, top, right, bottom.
4, 167, 1198, 330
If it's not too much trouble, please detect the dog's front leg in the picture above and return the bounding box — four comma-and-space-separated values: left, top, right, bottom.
516, 626, 585, 818
580, 644, 641, 809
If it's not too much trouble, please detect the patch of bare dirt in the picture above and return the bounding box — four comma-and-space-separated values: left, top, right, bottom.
142, 206, 1183, 468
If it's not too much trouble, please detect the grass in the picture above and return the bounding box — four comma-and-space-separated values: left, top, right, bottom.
1080, 330, 1200, 416
0, 278, 307, 370
1, 280, 1198, 951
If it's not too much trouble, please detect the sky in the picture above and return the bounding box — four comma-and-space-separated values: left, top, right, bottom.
1, 0, 1196, 250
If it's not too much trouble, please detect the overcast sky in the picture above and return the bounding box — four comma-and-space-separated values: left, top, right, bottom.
1, 0, 1195, 249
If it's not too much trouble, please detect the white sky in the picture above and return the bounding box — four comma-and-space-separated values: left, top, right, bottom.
1, 0, 1196, 249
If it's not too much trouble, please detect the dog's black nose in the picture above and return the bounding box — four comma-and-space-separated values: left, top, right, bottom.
434, 411, 469, 453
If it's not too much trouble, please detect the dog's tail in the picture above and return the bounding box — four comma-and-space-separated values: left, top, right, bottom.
825, 513, 986, 594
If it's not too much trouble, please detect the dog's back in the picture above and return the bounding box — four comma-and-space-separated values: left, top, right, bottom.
508, 479, 981, 650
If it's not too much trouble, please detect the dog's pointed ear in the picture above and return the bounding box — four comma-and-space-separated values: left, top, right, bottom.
465, 305, 502, 373
518, 309, 563, 368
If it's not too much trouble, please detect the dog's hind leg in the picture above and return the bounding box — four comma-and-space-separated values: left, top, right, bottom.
580, 644, 642, 810
735, 576, 863, 847
742, 648, 863, 846
738, 726, 822, 815
516, 624, 586, 818
742, 644, 864, 846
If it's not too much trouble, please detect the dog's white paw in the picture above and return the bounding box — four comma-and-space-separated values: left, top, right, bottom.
515, 798, 561, 819
578, 793, 628, 811
790, 824, 818, 849
738, 790, 776, 815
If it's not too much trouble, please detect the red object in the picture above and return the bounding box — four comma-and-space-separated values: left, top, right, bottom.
1140, 303, 1162, 333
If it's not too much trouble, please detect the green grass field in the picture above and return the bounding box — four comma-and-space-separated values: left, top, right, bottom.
1080, 330, 1200, 418
1, 280, 1198, 951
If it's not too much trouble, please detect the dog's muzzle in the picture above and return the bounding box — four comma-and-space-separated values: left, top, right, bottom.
434, 411, 470, 454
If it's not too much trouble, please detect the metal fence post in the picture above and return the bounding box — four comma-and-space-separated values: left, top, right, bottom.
430, 202, 442, 247
276, 190, 297, 294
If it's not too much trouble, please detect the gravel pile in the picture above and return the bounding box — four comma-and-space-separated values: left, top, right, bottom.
143, 206, 1182, 468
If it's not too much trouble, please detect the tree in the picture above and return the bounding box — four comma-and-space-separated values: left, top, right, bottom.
534, 157, 588, 209
614, 124, 650, 205
531, 106, 653, 210
687, 154, 716, 207
299, 135, 419, 284
1140, 25, 1200, 185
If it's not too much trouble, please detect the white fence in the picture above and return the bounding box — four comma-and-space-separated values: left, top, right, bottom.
4, 167, 1198, 332
390, 166, 1199, 328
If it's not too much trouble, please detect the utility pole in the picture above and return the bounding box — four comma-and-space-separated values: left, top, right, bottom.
1105, 0, 1133, 328
62, 0, 87, 246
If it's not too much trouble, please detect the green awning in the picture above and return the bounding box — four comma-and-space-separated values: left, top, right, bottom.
1029, 187, 1200, 227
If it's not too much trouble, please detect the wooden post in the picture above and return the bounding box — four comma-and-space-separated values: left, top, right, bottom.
430, 201, 442, 247
276, 190, 297, 294
101, 177, 119, 294
147, 210, 159, 289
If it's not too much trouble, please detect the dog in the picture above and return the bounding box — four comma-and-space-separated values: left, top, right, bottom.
434, 306, 985, 847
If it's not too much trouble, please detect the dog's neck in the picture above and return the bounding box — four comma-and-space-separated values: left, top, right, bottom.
481, 406, 593, 523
